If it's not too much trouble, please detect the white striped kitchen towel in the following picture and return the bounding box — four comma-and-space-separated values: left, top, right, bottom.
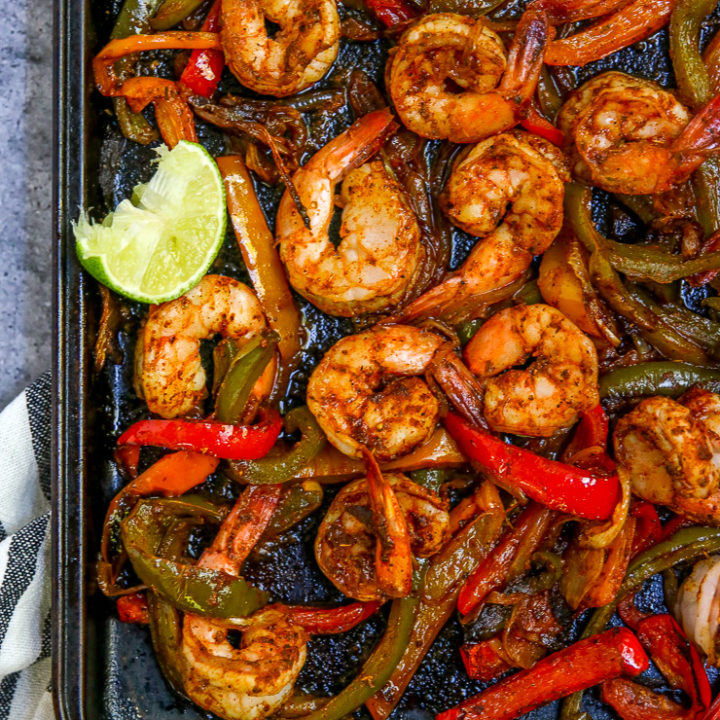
0, 373, 54, 720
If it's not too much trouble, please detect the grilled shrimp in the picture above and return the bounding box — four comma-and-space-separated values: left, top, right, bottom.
221, 0, 339, 97
315, 473, 449, 601
135, 274, 275, 418
614, 388, 720, 524
307, 324, 445, 460
675, 555, 720, 664
277, 110, 424, 317
182, 489, 307, 720
387, 9, 548, 143
464, 304, 600, 436
400, 132, 568, 321
558, 71, 720, 195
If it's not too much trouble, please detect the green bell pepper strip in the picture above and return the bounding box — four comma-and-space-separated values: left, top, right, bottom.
409, 468, 448, 494
150, 0, 206, 29
589, 252, 713, 365
301, 596, 418, 720
366, 483, 505, 720
670, 0, 720, 237
147, 592, 185, 694
214, 333, 278, 424
110, 0, 164, 143
226, 406, 327, 484
566, 183, 720, 282
260, 481, 324, 540
566, 184, 715, 365
146, 516, 199, 696
121, 498, 269, 617
211, 339, 238, 397
560, 526, 720, 720
600, 362, 720, 400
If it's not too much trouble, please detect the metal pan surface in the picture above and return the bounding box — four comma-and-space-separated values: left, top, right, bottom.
52, 1, 720, 718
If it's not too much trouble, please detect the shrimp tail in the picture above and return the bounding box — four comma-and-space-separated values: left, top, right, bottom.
361, 447, 413, 598
309, 108, 398, 178
429, 347, 488, 429
394, 276, 472, 323
499, 7, 549, 110
670, 94, 720, 181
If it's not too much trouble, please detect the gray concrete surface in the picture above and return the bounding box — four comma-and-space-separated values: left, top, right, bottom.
0, 0, 54, 407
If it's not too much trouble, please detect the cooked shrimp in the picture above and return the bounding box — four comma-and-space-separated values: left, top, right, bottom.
315, 472, 449, 601
558, 71, 720, 195
182, 487, 307, 720
182, 609, 307, 720
221, 0, 339, 97
464, 304, 600, 436
675, 555, 720, 664
614, 389, 720, 523
399, 132, 568, 322
306, 324, 445, 460
387, 9, 548, 142
135, 274, 275, 418
277, 109, 424, 317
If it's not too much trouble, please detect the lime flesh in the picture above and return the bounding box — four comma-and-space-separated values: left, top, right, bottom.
74, 140, 226, 304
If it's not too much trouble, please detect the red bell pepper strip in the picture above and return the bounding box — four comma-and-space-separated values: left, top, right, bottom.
93, 31, 222, 96
117, 408, 282, 460
363, 0, 416, 26
457, 503, 554, 617
436, 628, 649, 720
602, 678, 690, 719
116, 592, 149, 624
564, 404, 609, 460
444, 412, 621, 521
544, 0, 676, 66
520, 107, 565, 147
179, 0, 225, 98
638, 614, 711, 711
629, 501, 663, 557
461, 639, 512, 682
701, 694, 720, 720
272, 601, 383, 635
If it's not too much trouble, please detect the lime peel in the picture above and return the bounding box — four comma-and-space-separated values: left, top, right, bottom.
73, 140, 226, 304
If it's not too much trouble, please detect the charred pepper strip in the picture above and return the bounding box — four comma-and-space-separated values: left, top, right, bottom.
151, 0, 206, 30
226, 407, 326, 484
437, 628, 649, 720
363, 0, 416, 26
178, 0, 225, 97
116, 592, 149, 623
560, 526, 720, 719
566, 183, 720, 282
109, 0, 164, 143
545, 0, 675, 66
117, 407, 282, 460
217, 155, 303, 397
271, 601, 383, 634
457, 503, 554, 618
444, 412, 621, 521
301, 596, 418, 720
600, 362, 720, 400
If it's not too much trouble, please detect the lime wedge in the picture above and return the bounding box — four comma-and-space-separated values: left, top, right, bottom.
74, 141, 226, 304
